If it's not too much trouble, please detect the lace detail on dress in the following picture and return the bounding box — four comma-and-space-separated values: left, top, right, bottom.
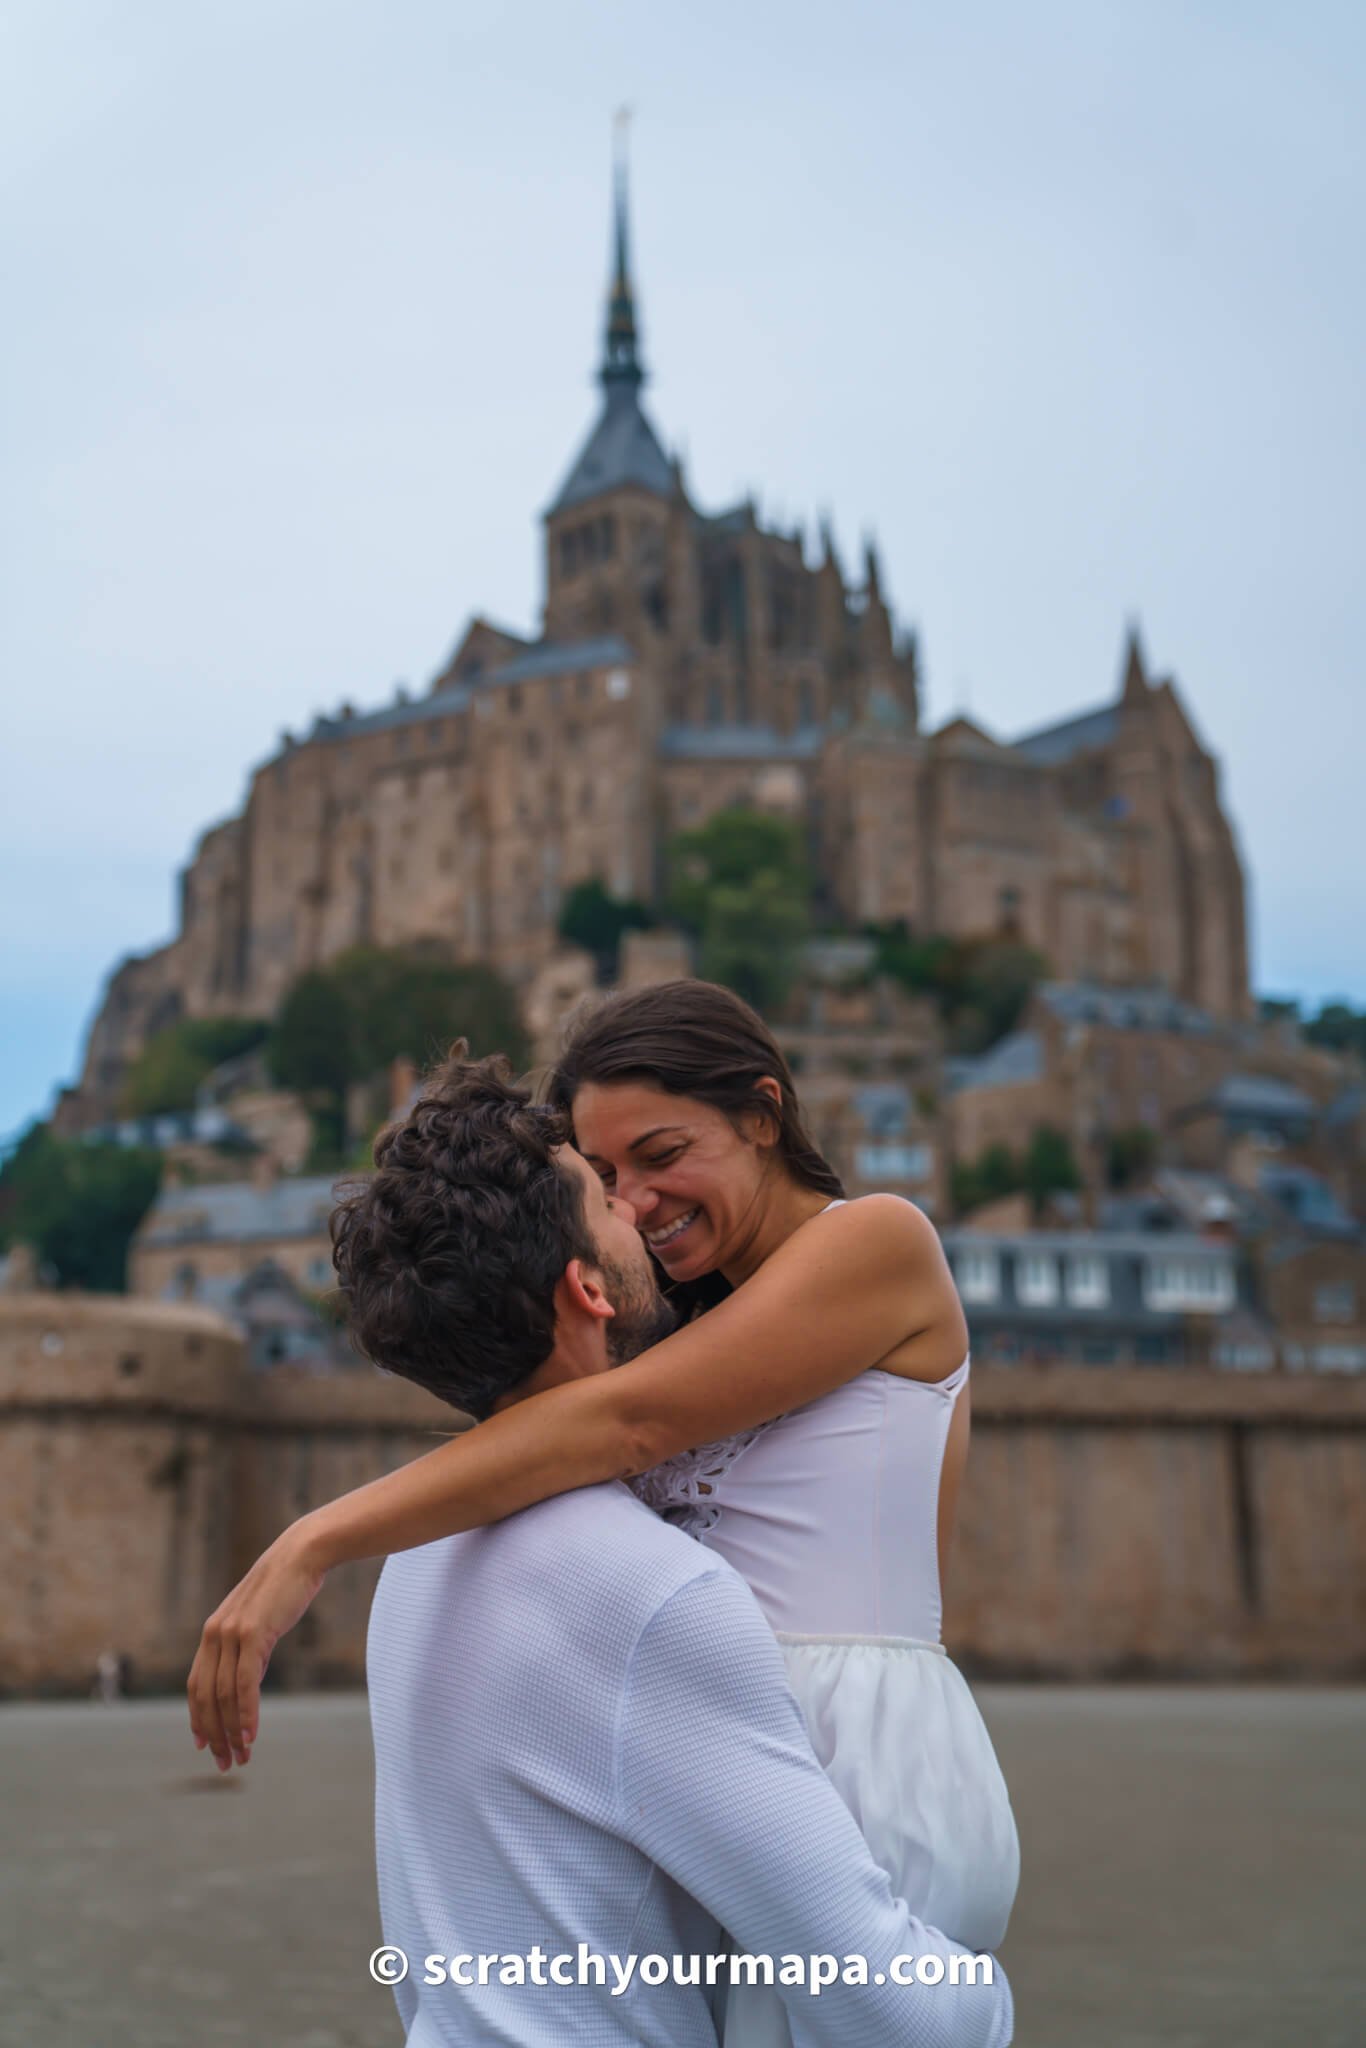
630, 1423, 776, 1537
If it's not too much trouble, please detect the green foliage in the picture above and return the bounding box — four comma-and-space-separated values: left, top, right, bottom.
668, 809, 809, 931
666, 809, 811, 1012
0, 1124, 162, 1292
267, 947, 528, 1159
1304, 1000, 1366, 1062
119, 1017, 268, 1117
697, 870, 812, 1014
1022, 1126, 1081, 1213
870, 925, 1047, 1053
951, 1142, 1022, 1216
951, 1126, 1080, 1220
557, 879, 655, 976
1107, 1124, 1159, 1190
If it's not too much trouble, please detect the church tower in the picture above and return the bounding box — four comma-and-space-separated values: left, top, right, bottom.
542, 118, 674, 643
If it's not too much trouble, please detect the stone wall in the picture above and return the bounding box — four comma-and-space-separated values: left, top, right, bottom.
947, 1366, 1366, 1677
5, 1294, 1362, 1695
0, 1295, 459, 1696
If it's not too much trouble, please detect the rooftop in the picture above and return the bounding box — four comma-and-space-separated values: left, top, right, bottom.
1012, 703, 1119, 765
138, 1175, 339, 1248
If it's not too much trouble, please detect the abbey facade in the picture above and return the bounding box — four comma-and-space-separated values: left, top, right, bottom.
69, 164, 1251, 1124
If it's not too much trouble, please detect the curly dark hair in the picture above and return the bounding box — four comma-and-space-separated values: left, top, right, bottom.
330, 1050, 597, 1419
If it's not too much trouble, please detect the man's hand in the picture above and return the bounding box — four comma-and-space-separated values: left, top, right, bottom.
187, 1524, 326, 1769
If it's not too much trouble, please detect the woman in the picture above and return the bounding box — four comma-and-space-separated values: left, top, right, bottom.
189, 978, 1019, 1979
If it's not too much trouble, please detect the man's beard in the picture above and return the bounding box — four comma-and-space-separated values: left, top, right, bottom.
598, 1254, 678, 1366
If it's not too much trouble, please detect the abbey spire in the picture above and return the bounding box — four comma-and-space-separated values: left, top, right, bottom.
546, 114, 672, 517
601, 109, 643, 391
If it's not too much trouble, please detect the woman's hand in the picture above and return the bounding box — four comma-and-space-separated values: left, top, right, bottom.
187, 1519, 327, 1769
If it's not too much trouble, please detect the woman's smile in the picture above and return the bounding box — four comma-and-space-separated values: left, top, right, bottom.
642, 1206, 702, 1255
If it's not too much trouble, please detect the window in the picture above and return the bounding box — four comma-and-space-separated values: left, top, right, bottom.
426, 721, 443, 747
1143, 1258, 1235, 1313
507, 686, 522, 716
1067, 1255, 1110, 1308
576, 673, 593, 704
1017, 1254, 1058, 1306
1311, 1344, 1366, 1373
706, 681, 724, 726
956, 1248, 1000, 1304
855, 1143, 931, 1184
607, 668, 631, 701
1313, 1282, 1356, 1324
308, 1257, 332, 1286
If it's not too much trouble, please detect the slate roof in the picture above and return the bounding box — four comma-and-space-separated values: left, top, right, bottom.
659, 724, 825, 761
1036, 982, 1216, 1036
1259, 1166, 1360, 1239
306, 638, 633, 744
138, 1175, 339, 1248
945, 1030, 1045, 1095
1211, 1073, 1316, 1120
1012, 704, 1118, 765
547, 387, 673, 515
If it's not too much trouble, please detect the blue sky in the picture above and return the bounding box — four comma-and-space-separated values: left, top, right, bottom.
3, 0, 1363, 1141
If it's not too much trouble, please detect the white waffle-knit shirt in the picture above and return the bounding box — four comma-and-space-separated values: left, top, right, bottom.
367, 1479, 1012, 2048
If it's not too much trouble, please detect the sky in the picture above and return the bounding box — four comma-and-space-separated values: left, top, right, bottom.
2, 0, 1363, 1142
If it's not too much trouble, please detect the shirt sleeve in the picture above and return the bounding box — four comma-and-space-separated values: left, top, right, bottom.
614, 1566, 1013, 2048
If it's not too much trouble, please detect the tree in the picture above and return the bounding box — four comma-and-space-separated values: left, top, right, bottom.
267, 948, 528, 1161
698, 871, 811, 1014
0, 1124, 162, 1292
120, 1017, 269, 1117
1022, 1126, 1082, 1216
1107, 1124, 1159, 1190
1305, 1001, 1366, 1061
950, 1142, 1022, 1217
667, 808, 812, 1012
870, 927, 1047, 1052
557, 879, 654, 977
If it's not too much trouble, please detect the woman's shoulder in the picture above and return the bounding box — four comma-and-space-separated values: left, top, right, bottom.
806, 1192, 942, 1265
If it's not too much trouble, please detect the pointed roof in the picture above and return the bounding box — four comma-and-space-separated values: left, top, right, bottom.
547, 118, 673, 517
1121, 621, 1148, 701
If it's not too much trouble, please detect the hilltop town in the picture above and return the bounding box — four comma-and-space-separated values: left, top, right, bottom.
2, 156, 1364, 1699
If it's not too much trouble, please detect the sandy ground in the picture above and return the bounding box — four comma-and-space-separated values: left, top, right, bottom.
3, 1685, 1362, 2047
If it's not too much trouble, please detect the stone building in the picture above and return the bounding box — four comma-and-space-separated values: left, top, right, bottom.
63, 154, 1252, 1128
129, 1168, 339, 1306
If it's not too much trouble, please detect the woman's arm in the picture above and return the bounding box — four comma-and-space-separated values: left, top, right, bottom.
188, 1196, 958, 1765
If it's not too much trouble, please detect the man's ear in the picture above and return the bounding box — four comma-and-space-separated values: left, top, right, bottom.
558, 1258, 616, 1323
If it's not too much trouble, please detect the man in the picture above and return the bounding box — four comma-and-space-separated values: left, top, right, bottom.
340, 1056, 1013, 2046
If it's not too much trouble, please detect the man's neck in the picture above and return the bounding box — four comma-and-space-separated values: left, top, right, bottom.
491, 1332, 610, 1412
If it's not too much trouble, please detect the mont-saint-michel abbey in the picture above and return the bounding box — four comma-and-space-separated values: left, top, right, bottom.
70, 161, 1249, 1121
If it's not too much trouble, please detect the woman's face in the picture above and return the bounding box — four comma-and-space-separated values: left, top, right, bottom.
571, 1077, 777, 1285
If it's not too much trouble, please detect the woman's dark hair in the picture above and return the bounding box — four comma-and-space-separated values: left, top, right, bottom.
547, 979, 843, 1317
331, 1050, 596, 1419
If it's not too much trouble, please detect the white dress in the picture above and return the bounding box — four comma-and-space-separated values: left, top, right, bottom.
631, 1214, 1019, 2045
